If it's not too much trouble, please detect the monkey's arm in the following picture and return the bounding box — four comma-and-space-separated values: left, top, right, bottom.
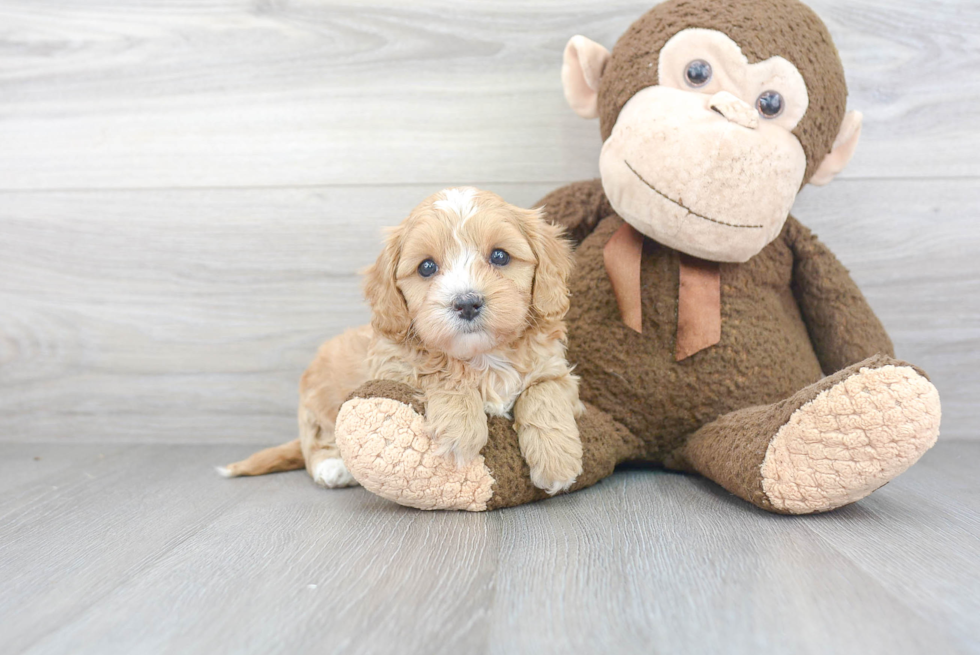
785, 216, 894, 375
535, 179, 613, 246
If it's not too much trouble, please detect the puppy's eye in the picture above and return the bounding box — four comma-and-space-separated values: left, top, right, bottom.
757, 90, 784, 118
417, 259, 438, 278
489, 249, 510, 266
684, 60, 712, 88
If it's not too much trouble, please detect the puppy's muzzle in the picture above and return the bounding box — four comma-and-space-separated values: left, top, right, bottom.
452, 293, 484, 322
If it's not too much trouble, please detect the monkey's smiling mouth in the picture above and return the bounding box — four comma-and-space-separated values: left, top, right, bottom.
624, 160, 764, 229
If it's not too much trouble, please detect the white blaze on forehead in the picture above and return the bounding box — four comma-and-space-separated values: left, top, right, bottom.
435, 187, 482, 282
435, 187, 479, 223
436, 247, 478, 299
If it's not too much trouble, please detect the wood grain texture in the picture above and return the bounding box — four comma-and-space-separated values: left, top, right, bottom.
1, 3, 976, 652
0, 0, 977, 189
1, 179, 977, 442
0, 0, 975, 443
0, 441, 977, 655
0, 183, 547, 442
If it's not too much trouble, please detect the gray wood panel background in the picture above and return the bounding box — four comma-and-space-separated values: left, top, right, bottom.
1, 0, 978, 443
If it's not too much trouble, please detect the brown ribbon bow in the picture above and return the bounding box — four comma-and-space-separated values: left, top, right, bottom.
603, 222, 721, 361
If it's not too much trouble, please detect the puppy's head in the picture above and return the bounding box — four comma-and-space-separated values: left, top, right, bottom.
364, 188, 573, 360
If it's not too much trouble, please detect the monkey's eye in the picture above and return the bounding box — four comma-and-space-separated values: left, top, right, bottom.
417, 259, 438, 278
489, 249, 510, 266
684, 60, 712, 88
757, 91, 784, 118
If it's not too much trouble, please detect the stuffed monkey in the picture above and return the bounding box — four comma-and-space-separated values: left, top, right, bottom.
333, 0, 941, 513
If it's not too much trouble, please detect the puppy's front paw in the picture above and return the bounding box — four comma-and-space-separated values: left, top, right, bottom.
529, 451, 583, 496
429, 418, 489, 467
424, 391, 490, 467
520, 425, 584, 495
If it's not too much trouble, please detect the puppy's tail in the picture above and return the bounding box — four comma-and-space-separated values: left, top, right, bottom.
216, 438, 305, 478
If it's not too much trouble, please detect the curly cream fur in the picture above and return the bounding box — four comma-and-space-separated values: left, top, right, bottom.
358, 188, 584, 482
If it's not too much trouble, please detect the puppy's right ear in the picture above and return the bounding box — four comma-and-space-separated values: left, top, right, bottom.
363, 225, 412, 343
562, 36, 611, 119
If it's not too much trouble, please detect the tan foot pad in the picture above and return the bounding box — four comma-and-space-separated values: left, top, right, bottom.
761, 365, 941, 514
335, 397, 495, 511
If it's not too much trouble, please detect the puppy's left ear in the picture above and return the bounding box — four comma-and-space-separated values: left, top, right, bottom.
524, 208, 574, 322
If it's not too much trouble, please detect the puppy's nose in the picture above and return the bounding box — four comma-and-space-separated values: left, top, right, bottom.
452, 293, 484, 321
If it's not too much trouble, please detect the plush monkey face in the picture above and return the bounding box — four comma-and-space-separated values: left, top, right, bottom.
562, 0, 863, 263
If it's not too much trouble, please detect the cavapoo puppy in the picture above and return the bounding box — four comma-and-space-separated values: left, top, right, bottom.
220, 188, 585, 495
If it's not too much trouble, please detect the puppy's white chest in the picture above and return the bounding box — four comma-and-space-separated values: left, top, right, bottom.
473, 355, 524, 418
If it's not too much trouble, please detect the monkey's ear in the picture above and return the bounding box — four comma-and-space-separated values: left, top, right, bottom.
562, 36, 611, 119
809, 111, 863, 186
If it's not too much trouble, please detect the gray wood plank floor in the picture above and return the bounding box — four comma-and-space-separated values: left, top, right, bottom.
1, 441, 977, 655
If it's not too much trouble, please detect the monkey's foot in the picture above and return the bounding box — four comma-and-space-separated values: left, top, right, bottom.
760, 361, 941, 514
335, 382, 495, 511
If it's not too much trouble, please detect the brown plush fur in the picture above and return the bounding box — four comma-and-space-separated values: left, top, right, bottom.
342, 352, 926, 512
553, 196, 893, 463
597, 0, 848, 185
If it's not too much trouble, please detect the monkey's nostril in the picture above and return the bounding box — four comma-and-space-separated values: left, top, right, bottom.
711, 106, 725, 118
452, 293, 484, 321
